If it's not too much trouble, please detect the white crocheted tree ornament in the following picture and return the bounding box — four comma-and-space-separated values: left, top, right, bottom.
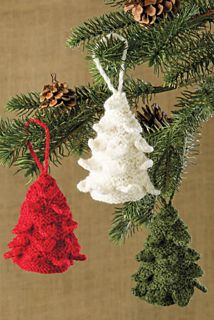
77, 33, 160, 204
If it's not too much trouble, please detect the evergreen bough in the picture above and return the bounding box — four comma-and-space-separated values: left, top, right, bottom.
0, 0, 213, 306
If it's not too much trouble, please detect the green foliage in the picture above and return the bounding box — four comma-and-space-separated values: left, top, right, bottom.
68, 2, 214, 86
109, 78, 214, 242
106, 0, 214, 12
0, 104, 102, 177
150, 77, 214, 195
6, 92, 40, 116
0, 118, 27, 167
0, 0, 213, 307
132, 204, 207, 307
77, 80, 156, 106
104, 0, 124, 7
0, 82, 175, 180
164, 32, 214, 86
1, 77, 213, 243
109, 195, 156, 243
0, 81, 175, 177
68, 2, 214, 50
187, 0, 214, 14
67, 11, 133, 48
1, 2, 213, 242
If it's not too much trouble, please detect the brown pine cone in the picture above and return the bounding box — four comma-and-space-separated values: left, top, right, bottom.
137, 103, 172, 131
39, 74, 77, 110
124, 0, 180, 26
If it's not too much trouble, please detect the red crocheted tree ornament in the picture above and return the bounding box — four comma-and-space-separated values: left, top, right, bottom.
4, 118, 86, 273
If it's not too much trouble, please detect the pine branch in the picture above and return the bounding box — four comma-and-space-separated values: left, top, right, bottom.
6, 92, 40, 116
0, 118, 27, 167
104, 0, 124, 7
2, 1, 214, 246
106, 0, 214, 13
109, 195, 156, 244
1, 73, 213, 187
109, 77, 214, 243
2, 75, 212, 180
4, 81, 174, 118
124, 79, 176, 104
0, 77, 176, 179
150, 128, 185, 196
85, 7, 214, 83
67, 11, 134, 48
67, 4, 214, 94
149, 77, 214, 197
188, 0, 214, 14
69, 3, 214, 78
164, 32, 214, 86
0, 105, 101, 177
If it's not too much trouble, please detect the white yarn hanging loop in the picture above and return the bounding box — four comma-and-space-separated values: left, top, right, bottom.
92, 33, 128, 94
78, 32, 160, 204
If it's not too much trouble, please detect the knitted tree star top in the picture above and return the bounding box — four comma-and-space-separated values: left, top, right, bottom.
77, 33, 160, 204
4, 118, 86, 273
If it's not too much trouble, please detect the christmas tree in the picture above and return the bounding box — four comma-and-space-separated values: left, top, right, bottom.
78, 89, 160, 204
0, 0, 213, 305
4, 173, 86, 274
132, 203, 207, 307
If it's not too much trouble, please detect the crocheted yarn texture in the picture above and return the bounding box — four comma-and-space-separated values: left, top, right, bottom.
78, 92, 160, 204
78, 33, 160, 204
78, 92, 159, 204
4, 119, 86, 273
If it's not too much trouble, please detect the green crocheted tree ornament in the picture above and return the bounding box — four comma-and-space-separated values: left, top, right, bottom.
132, 204, 207, 307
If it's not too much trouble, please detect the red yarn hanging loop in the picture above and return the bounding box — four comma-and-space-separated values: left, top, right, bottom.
25, 118, 50, 174
4, 118, 86, 273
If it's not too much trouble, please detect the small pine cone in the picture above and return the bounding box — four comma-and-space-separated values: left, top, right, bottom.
124, 0, 180, 26
39, 74, 77, 111
137, 103, 172, 131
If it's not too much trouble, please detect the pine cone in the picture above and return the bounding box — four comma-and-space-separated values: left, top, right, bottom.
124, 0, 180, 26
39, 74, 77, 110
137, 103, 172, 131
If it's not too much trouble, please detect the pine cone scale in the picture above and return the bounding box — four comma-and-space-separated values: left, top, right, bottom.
39, 76, 78, 111
145, 0, 156, 5
146, 5, 156, 17
137, 103, 172, 131
157, 4, 164, 15
124, 0, 180, 26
